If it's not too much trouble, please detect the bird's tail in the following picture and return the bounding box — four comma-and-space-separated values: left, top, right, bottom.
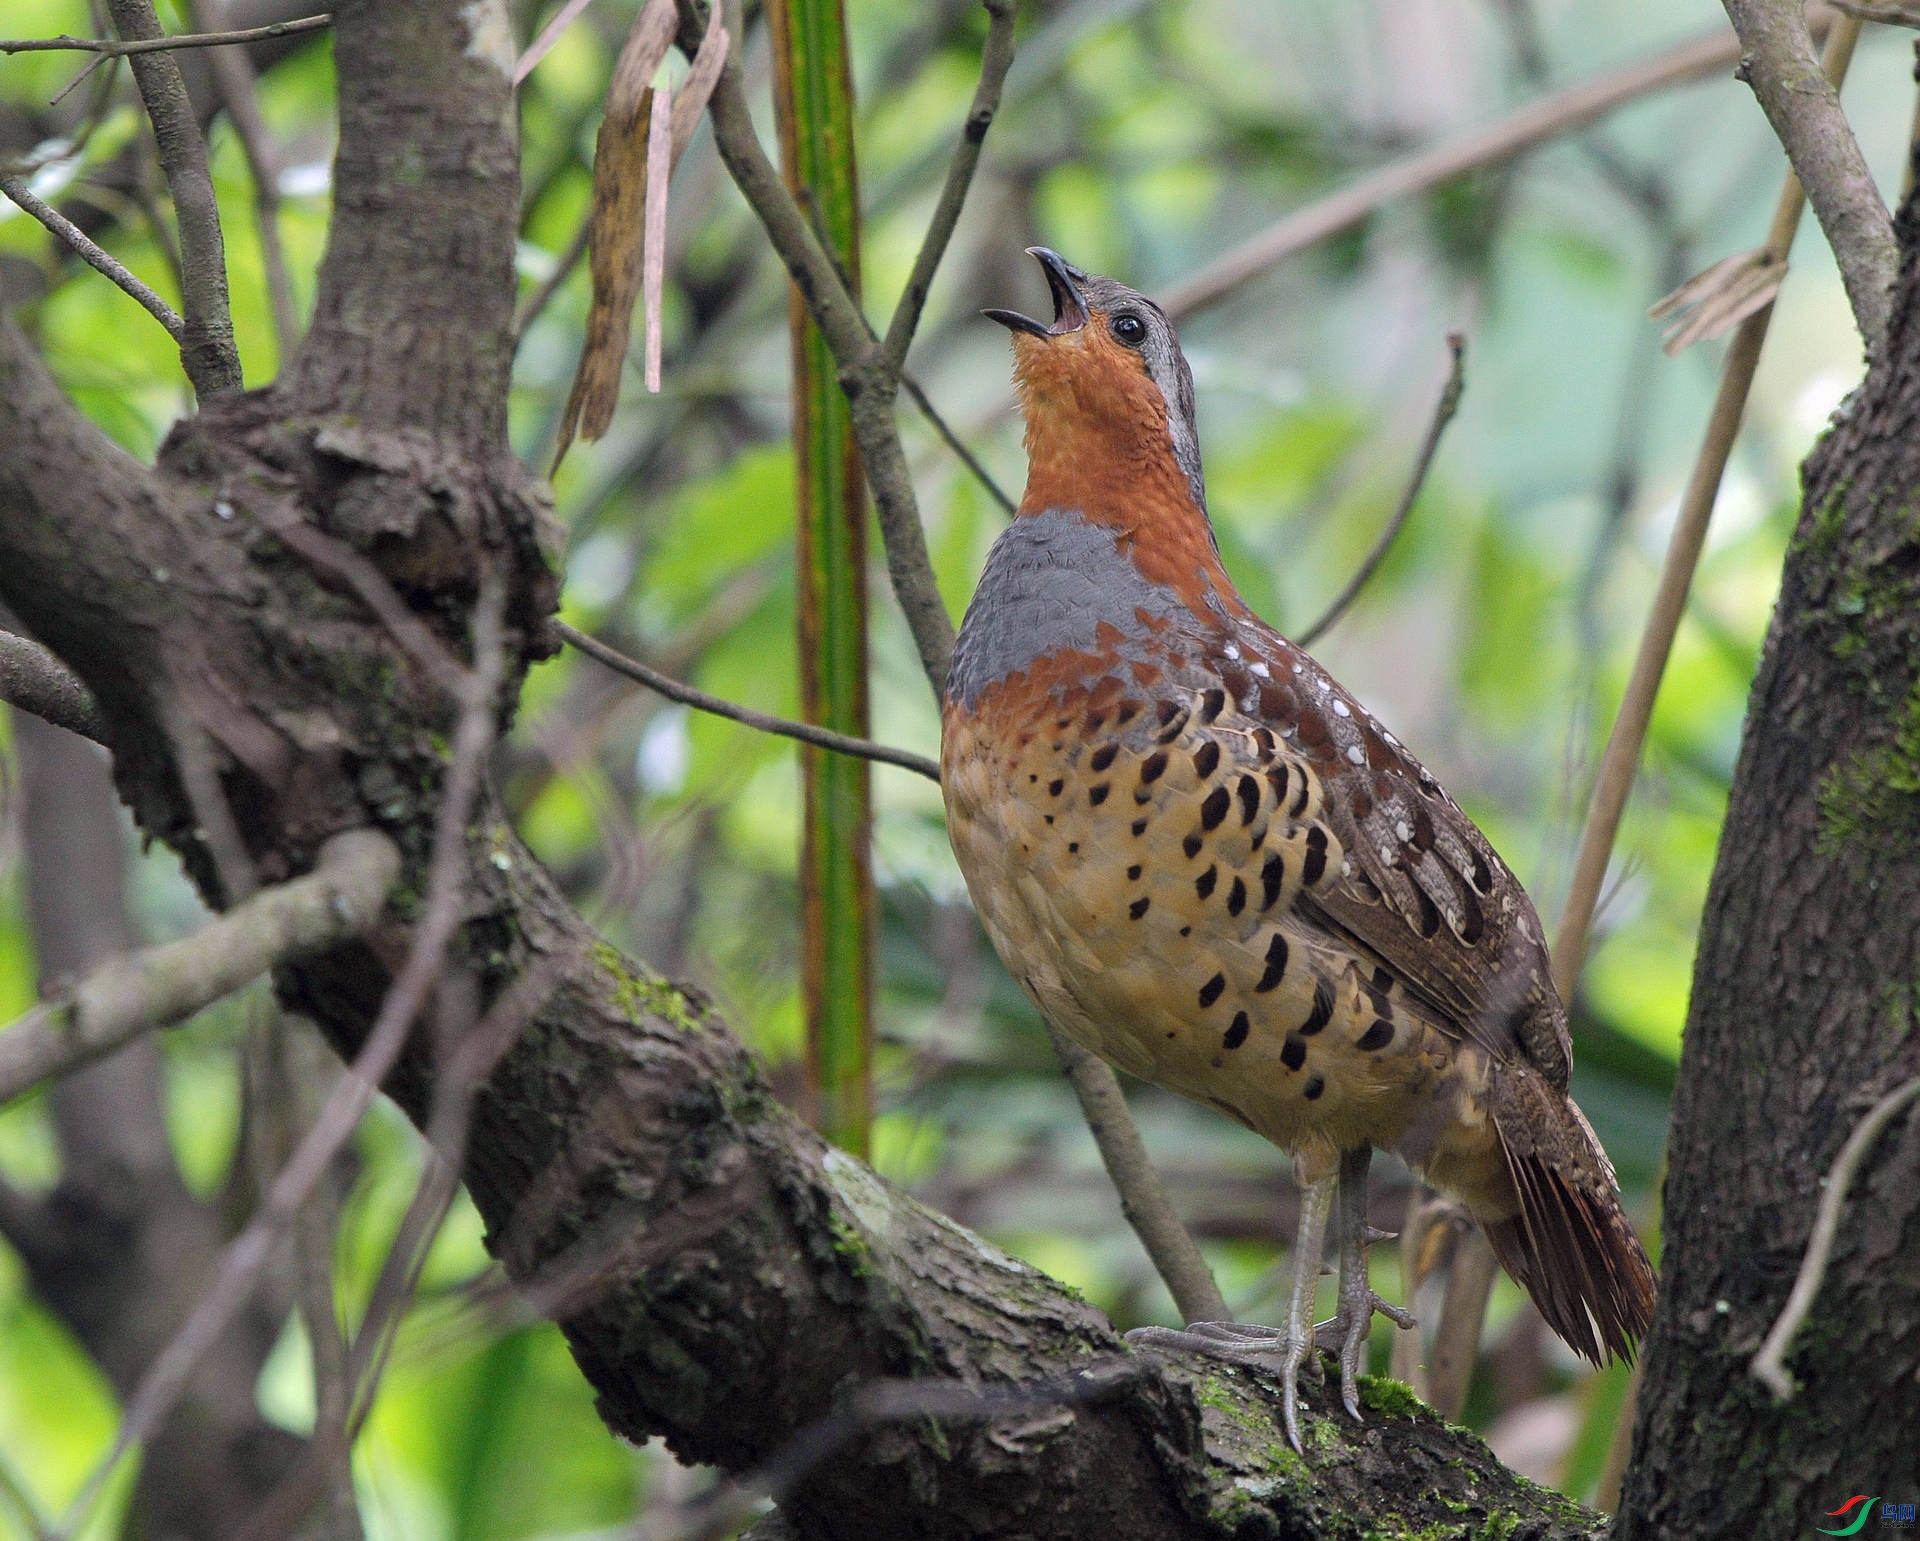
1476, 1068, 1657, 1365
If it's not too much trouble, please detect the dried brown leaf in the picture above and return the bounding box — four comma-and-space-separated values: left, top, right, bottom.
1652, 247, 1786, 355
552, 0, 728, 464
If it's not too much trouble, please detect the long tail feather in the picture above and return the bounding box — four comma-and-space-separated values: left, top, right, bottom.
1480, 1072, 1657, 1364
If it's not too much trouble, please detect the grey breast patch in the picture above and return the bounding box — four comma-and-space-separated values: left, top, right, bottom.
946, 508, 1187, 709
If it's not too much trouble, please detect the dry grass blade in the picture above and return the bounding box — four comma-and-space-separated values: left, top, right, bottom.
1650, 248, 1787, 354
514, 0, 597, 83
552, 0, 726, 462
552, 0, 677, 465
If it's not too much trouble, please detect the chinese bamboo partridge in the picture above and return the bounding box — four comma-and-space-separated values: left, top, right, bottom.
941, 248, 1656, 1448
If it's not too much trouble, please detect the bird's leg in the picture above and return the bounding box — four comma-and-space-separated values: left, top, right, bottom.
1126, 1171, 1335, 1452
1313, 1146, 1418, 1419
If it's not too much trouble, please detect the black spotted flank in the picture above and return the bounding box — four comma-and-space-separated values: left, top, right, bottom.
1155, 704, 1190, 744
1183, 831, 1204, 859
1299, 976, 1335, 1035
1048, 778, 1064, 797
1130, 896, 1151, 920
1200, 786, 1231, 830
1302, 1073, 1325, 1101
1357, 1019, 1394, 1052
1133, 817, 1150, 836
1255, 933, 1289, 993
1127, 863, 1143, 881
1302, 826, 1328, 886
1141, 750, 1170, 784
1226, 877, 1247, 916
1280, 1033, 1306, 1071
1195, 865, 1218, 899
1236, 774, 1261, 825
1089, 784, 1110, 806
1224, 1011, 1250, 1050
1199, 687, 1227, 723
1090, 744, 1118, 772
1193, 740, 1221, 779
1267, 764, 1290, 806
1198, 973, 1227, 1009
1260, 852, 1286, 910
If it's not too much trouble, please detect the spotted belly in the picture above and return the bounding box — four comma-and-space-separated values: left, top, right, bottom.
944, 683, 1488, 1182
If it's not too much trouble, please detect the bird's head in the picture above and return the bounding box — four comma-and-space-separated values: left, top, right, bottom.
986, 248, 1207, 518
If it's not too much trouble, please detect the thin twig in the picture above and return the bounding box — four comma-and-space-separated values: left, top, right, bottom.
1720, 0, 1894, 351
188, 0, 299, 360
557, 620, 941, 781
1552, 18, 1859, 1000
53, 577, 507, 1540
514, 214, 591, 338
878, 0, 1016, 373
104, 0, 244, 396
0, 13, 332, 57
1751, 1076, 1920, 1400
1829, 0, 1920, 21
1042, 1020, 1229, 1324
1160, 23, 1766, 322
0, 829, 399, 1105
0, 628, 108, 744
901, 370, 1016, 515
0, 172, 184, 339
1296, 334, 1465, 648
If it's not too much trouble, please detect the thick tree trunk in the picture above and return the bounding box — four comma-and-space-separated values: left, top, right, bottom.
1615, 198, 1920, 1534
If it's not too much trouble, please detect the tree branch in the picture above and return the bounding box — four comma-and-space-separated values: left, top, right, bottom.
1296, 333, 1465, 648
557, 620, 941, 781
878, 0, 1015, 373
105, 0, 245, 397
0, 173, 185, 341
0, 828, 400, 1105
1161, 22, 1776, 321
0, 629, 107, 744
1721, 0, 1895, 350
0, 14, 331, 58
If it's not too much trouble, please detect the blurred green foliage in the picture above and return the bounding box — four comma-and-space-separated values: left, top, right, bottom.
2, 0, 1911, 1529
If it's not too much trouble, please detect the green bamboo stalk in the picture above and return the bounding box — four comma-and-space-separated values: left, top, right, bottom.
769, 0, 873, 1156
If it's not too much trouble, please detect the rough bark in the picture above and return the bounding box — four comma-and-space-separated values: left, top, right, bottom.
1614, 177, 1920, 1537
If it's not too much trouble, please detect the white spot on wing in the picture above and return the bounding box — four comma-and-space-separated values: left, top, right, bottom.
1332, 700, 1350, 717
1250, 661, 1271, 678
1346, 745, 1364, 764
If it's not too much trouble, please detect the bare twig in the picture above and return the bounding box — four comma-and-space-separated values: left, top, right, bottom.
513, 215, 591, 337
0, 172, 185, 340
1041, 1020, 1229, 1324
878, 0, 1016, 373
557, 620, 941, 781
1830, 0, 1920, 18
103, 0, 244, 396
1720, 0, 1894, 350
1295, 334, 1465, 648
0, 828, 399, 1105
1552, 18, 1856, 999
1424, 1226, 1497, 1419
239, 958, 570, 1541
1751, 1075, 1920, 1399
694, 0, 956, 688
901, 370, 1016, 515
54, 577, 507, 1539
188, 0, 299, 360
1160, 24, 1765, 321
0, 628, 108, 744
0, 13, 332, 57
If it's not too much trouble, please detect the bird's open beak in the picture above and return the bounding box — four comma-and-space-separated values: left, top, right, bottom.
983, 247, 1089, 338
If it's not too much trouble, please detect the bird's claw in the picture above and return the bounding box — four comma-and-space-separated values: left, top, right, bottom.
1313, 1290, 1418, 1418
1126, 1320, 1319, 1448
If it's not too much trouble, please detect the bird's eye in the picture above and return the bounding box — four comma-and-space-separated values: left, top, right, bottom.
1109, 312, 1147, 347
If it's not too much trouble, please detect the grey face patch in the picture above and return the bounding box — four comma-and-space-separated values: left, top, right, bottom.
1066, 267, 1207, 514
946, 508, 1189, 709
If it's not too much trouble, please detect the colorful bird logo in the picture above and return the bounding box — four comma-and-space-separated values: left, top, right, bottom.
1818, 1497, 1879, 1536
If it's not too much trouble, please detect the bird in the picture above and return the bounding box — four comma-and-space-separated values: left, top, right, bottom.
940, 247, 1656, 1450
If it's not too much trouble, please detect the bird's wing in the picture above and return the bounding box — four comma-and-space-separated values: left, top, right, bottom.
1211, 628, 1572, 1089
